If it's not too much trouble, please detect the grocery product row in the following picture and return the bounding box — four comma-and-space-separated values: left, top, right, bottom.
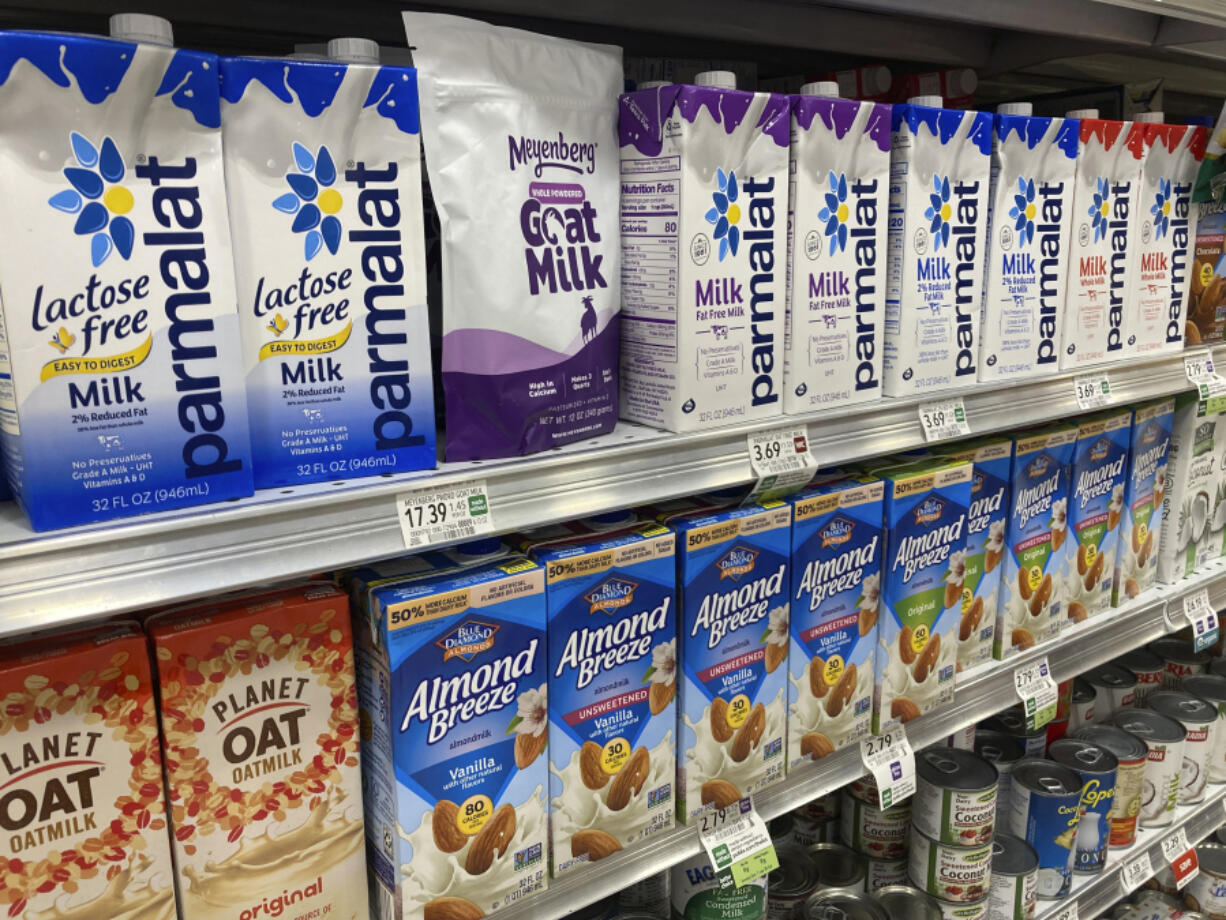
0, 12, 1219, 534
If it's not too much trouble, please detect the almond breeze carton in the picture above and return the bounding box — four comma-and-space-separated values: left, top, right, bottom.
1114, 397, 1174, 604
359, 557, 548, 920
619, 73, 790, 431
783, 83, 890, 411
994, 425, 1077, 658
1158, 391, 1226, 584
872, 459, 970, 731
787, 473, 882, 766
219, 53, 435, 487
977, 105, 1078, 382
0, 22, 253, 530
659, 500, 790, 821
528, 522, 676, 875
883, 97, 992, 396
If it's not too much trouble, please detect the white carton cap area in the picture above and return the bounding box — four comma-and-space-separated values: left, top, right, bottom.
1066, 108, 1100, 119
800, 80, 839, 98
997, 102, 1033, 116
638, 80, 669, 90
908, 94, 944, 108
109, 13, 173, 46
328, 37, 380, 63
1133, 111, 1165, 123
695, 70, 736, 90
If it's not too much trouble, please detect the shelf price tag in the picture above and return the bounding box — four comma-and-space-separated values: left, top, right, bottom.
860, 726, 916, 809
1014, 657, 1059, 731
1120, 851, 1154, 891
1074, 373, 1113, 411
1047, 904, 1078, 920
395, 478, 494, 550
697, 797, 779, 890
1185, 352, 1226, 400
1183, 589, 1219, 653
918, 398, 970, 443
745, 427, 817, 503
1161, 827, 1199, 889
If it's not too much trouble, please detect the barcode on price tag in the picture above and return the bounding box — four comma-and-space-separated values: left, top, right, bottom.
1120, 852, 1154, 891
395, 479, 494, 550
1185, 352, 1226, 400
1047, 902, 1078, 920
860, 726, 916, 809
697, 797, 779, 889
1074, 373, 1112, 411
1014, 657, 1059, 731
918, 398, 970, 443
1161, 827, 1199, 889
744, 427, 817, 503
1183, 589, 1220, 653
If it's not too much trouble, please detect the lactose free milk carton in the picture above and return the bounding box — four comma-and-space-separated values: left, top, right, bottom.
872, 459, 970, 731
1065, 410, 1132, 622
977, 105, 1078, 382
1114, 397, 1174, 604
787, 474, 882, 765
147, 583, 367, 920
1059, 114, 1147, 369
619, 74, 790, 431
883, 99, 992, 395
360, 558, 548, 920
529, 523, 677, 875
219, 55, 434, 487
1158, 391, 1226, 583
995, 425, 1077, 658
0, 622, 177, 920
784, 85, 890, 411
660, 500, 790, 820
0, 27, 252, 530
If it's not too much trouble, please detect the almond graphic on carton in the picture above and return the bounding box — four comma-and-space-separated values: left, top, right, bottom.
1029, 574, 1051, 617
710, 697, 734, 742
1068, 601, 1088, 623
1188, 320, 1203, 346
1132, 524, 1142, 555
809, 656, 829, 698
465, 804, 516, 875
1018, 568, 1033, 601
514, 729, 546, 769
899, 626, 917, 665
1137, 531, 1153, 568
571, 829, 623, 862
649, 681, 675, 715
1108, 508, 1120, 531
701, 779, 741, 809
765, 642, 787, 673
1125, 577, 1141, 599
912, 634, 940, 683
959, 597, 983, 641
825, 663, 857, 718
1052, 528, 1065, 551
432, 800, 467, 853
943, 581, 961, 609
731, 703, 766, 762
890, 697, 921, 723
1011, 628, 1035, 650
607, 746, 649, 811
985, 548, 1001, 573
801, 732, 835, 759
580, 741, 609, 790
425, 897, 485, 920
1077, 544, 1089, 576
1083, 553, 1104, 591
858, 606, 877, 637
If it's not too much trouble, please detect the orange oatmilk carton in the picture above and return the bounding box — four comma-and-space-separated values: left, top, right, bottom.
147, 582, 367, 920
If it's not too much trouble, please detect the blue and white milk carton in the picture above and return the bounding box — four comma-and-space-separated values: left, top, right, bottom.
883, 96, 992, 396
529, 522, 677, 875
659, 500, 790, 820
1113, 397, 1174, 605
619, 72, 790, 431
219, 50, 434, 487
871, 459, 971, 731
358, 557, 549, 920
0, 18, 253, 530
787, 473, 883, 766
977, 104, 1078, 382
784, 82, 891, 412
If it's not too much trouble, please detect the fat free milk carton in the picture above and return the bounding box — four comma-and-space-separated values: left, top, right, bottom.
219, 55, 435, 488
1113, 397, 1174, 604
994, 424, 1077, 658
883, 99, 992, 395
0, 28, 253, 530
619, 75, 790, 431
783, 85, 891, 411
1059, 114, 1148, 369
528, 523, 677, 875
360, 557, 548, 920
1158, 391, 1226, 583
660, 500, 790, 820
872, 459, 970, 731
787, 474, 882, 766
977, 106, 1078, 382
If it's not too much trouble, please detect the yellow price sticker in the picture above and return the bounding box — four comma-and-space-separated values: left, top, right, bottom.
457, 794, 493, 835
726, 693, 751, 728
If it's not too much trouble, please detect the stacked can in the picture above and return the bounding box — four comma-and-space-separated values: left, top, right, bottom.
1151, 637, 1210, 688
804, 889, 887, 920
985, 706, 1048, 758
1007, 758, 1085, 900
619, 873, 670, 920
1048, 738, 1118, 874
1084, 663, 1139, 722
842, 777, 910, 885
1110, 708, 1186, 828
770, 847, 821, 920
1185, 842, 1226, 920
1116, 647, 1164, 703
1069, 677, 1096, 731
975, 730, 1024, 825
987, 834, 1039, 920
1072, 724, 1147, 848
1046, 679, 1074, 745
1184, 674, 1226, 785
873, 887, 943, 920
791, 793, 840, 846
672, 851, 768, 920
1147, 690, 1220, 805
809, 842, 869, 892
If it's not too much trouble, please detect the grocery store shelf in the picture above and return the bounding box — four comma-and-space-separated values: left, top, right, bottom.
0, 347, 1212, 635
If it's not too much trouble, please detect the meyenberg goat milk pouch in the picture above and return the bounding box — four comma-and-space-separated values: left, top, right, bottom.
406, 14, 622, 461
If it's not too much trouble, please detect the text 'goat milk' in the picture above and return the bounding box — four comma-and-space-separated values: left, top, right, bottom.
0, 29, 252, 530
883, 99, 992, 396
219, 55, 435, 488
784, 88, 891, 411
619, 75, 790, 431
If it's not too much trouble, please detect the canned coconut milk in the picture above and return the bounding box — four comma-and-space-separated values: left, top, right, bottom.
809, 842, 867, 891
907, 828, 992, 903
1151, 637, 1210, 688
794, 793, 840, 822
944, 724, 976, 751
793, 817, 838, 846
841, 791, 910, 859
1070, 677, 1097, 731
1084, 663, 1138, 721
1147, 690, 1218, 804
847, 775, 881, 807
1007, 758, 1085, 899
873, 886, 942, 920
673, 852, 768, 920
865, 856, 908, 891
986, 706, 1048, 758
1185, 842, 1226, 920
1110, 708, 1185, 828
805, 890, 887, 920
1183, 674, 1226, 784
772, 814, 796, 846
934, 900, 988, 920
1073, 724, 1148, 847
988, 833, 1039, 920
912, 747, 997, 845
975, 729, 1024, 823
1049, 737, 1118, 873
619, 872, 670, 920
1117, 647, 1164, 703
769, 847, 821, 920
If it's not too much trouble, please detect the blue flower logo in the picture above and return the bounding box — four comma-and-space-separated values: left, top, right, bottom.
819, 171, 850, 255
1151, 177, 1171, 240
1090, 177, 1110, 243
705, 168, 741, 261
925, 175, 952, 251
48, 133, 136, 267
272, 143, 342, 261
1009, 177, 1037, 247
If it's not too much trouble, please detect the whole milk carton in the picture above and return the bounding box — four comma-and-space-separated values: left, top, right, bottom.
659, 499, 790, 819
1065, 409, 1132, 622
872, 458, 970, 731
527, 522, 677, 875
1113, 397, 1174, 604
977, 105, 1078, 382
994, 424, 1077, 658
0, 24, 253, 530
786, 473, 883, 766
1059, 113, 1148, 369
783, 83, 891, 411
619, 73, 790, 431
219, 53, 435, 487
358, 557, 549, 920
883, 97, 992, 396
1158, 391, 1226, 583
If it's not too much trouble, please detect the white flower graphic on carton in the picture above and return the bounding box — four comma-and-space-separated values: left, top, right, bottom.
1050, 497, 1068, 533
945, 549, 967, 588
765, 606, 789, 647
648, 638, 676, 686
986, 519, 1005, 552
857, 572, 880, 614
515, 684, 548, 737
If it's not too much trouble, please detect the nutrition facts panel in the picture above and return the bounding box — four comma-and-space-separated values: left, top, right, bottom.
621, 156, 680, 362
